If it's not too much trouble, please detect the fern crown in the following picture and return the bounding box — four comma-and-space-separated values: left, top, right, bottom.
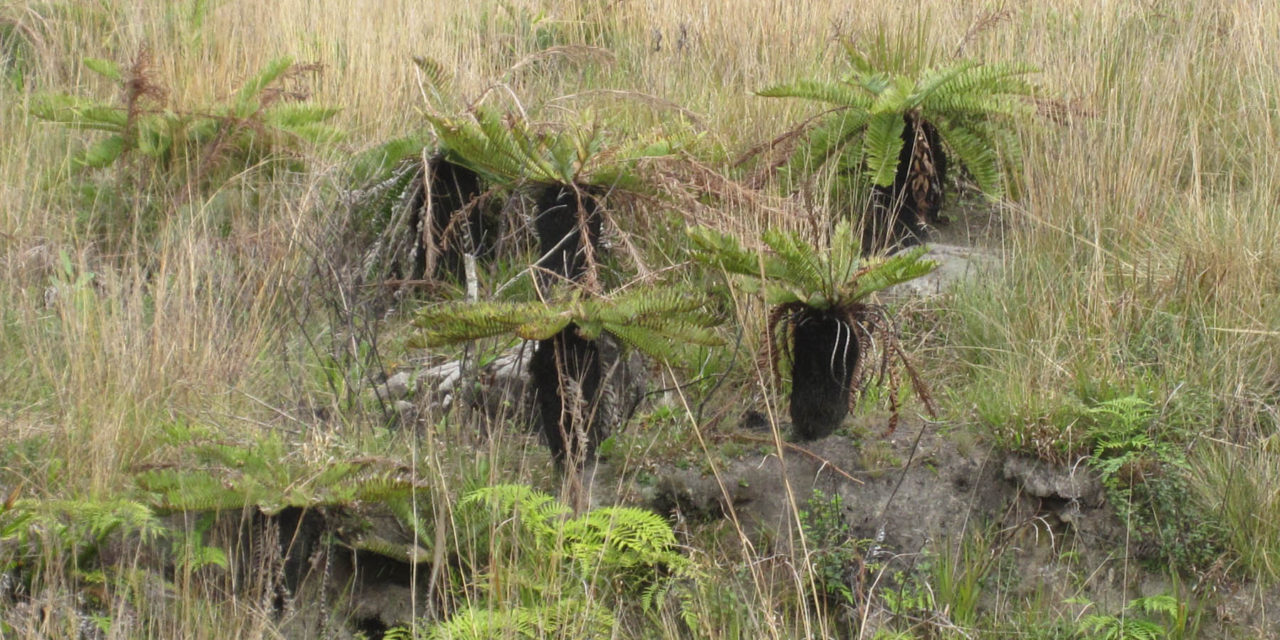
411, 286, 722, 363
688, 220, 937, 311
32, 56, 342, 172
758, 56, 1036, 198
425, 107, 678, 192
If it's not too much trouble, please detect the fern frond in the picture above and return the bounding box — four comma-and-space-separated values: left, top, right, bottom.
30, 93, 128, 132
929, 117, 1004, 197
757, 79, 873, 110
234, 56, 294, 115
861, 112, 907, 187
846, 246, 938, 300
412, 300, 572, 346
413, 286, 721, 364
762, 227, 829, 301
909, 61, 975, 105
691, 223, 936, 310
778, 109, 870, 185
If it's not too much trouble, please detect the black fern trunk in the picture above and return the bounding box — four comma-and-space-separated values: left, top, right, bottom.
405, 156, 491, 281
863, 114, 948, 254
532, 183, 603, 285
529, 325, 607, 466
790, 309, 860, 441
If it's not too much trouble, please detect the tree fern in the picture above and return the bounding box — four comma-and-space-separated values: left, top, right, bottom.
759, 56, 1035, 194
759, 53, 1037, 252
30, 52, 342, 251
690, 221, 936, 439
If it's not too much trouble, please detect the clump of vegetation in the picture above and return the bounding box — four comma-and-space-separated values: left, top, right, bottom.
413, 286, 721, 469
397, 483, 695, 639
1084, 396, 1226, 573
690, 219, 936, 439
1074, 593, 1196, 640
31, 52, 341, 251
798, 489, 864, 606
426, 107, 672, 289
759, 50, 1035, 252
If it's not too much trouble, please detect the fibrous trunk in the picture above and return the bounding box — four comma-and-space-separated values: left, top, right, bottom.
532, 183, 603, 285
790, 308, 860, 441
529, 325, 607, 467
407, 156, 490, 281
863, 113, 948, 254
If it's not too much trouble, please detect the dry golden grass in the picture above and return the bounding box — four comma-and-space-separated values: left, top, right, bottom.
3, 0, 1280, 636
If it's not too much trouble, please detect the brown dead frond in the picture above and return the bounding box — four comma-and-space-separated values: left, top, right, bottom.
843, 304, 937, 436
650, 155, 801, 234
1033, 96, 1096, 124
258, 61, 325, 108
733, 106, 853, 190
121, 48, 166, 145
953, 6, 1016, 57
506, 44, 615, 76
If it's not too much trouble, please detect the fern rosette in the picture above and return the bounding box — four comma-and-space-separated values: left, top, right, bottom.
760, 54, 1035, 252
690, 220, 936, 439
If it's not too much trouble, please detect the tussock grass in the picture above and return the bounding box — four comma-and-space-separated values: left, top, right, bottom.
4, 0, 1280, 636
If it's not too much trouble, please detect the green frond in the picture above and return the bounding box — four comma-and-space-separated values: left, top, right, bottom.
76, 135, 126, 169
424, 599, 614, 640
938, 60, 1038, 98
827, 219, 864, 283
846, 246, 938, 300
869, 75, 915, 113
762, 227, 830, 298
687, 225, 792, 282
234, 56, 294, 114
691, 223, 935, 310
909, 61, 975, 104
264, 103, 341, 130
861, 112, 907, 187
345, 135, 432, 184
411, 55, 452, 95
413, 286, 721, 366
930, 117, 1004, 197
30, 93, 128, 132
461, 484, 572, 538
83, 57, 122, 81
756, 79, 873, 110
426, 111, 531, 186
412, 300, 572, 347
778, 109, 870, 185
604, 294, 723, 361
